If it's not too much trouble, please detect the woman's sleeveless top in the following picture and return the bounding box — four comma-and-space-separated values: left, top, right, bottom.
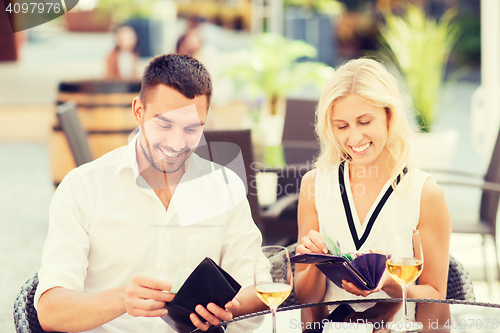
315, 161, 431, 310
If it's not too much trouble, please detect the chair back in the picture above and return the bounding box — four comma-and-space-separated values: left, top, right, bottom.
56, 101, 93, 167
446, 255, 475, 301
480, 127, 500, 230
280, 243, 298, 307
200, 130, 262, 231
282, 99, 319, 164
13, 274, 61, 333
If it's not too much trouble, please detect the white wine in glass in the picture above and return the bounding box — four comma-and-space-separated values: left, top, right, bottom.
386, 230, 424, 332
255, 282, 292, 308
255, 246, 293, 333
386, 258, 423, 286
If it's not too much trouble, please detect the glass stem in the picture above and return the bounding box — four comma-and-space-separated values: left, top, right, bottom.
401, 284, 409, 321
271, 306, 277, 333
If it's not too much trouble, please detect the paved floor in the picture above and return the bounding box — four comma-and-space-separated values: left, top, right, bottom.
1, 25, 499, 333
0, 143, 54, 332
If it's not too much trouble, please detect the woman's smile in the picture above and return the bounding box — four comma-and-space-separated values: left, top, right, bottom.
350, 142, 372, 154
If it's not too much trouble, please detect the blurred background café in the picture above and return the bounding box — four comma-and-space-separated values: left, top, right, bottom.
2, 0, 500, 331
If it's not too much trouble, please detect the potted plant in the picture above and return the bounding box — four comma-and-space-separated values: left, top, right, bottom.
226, 33, 333, 165
227, 33, 333, 116
378, 3, 461, 169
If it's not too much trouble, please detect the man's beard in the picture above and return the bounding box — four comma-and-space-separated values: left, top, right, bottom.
140, 140, 193, 174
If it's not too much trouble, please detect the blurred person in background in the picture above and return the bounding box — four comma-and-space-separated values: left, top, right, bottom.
106, 25, 139, 80
176, 27, 204, 58
175, 24, 235, 118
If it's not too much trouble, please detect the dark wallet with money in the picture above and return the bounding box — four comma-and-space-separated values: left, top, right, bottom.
161, 257, 241, 333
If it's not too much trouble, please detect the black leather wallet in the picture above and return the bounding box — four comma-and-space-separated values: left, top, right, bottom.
291, 253, 386, 290
161, 257, 241, 333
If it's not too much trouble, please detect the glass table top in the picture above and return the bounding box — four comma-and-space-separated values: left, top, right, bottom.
195, 298, 500, 333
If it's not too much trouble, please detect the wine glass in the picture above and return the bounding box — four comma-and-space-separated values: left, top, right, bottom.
254, 246, 293, 333
386, 230, 424, 332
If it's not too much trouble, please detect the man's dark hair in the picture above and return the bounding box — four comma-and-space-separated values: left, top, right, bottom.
140, 54, 212, 108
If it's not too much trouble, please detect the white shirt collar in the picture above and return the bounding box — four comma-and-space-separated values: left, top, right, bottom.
121, 133, 207, 187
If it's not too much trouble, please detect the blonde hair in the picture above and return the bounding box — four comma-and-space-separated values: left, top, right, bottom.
315, 58, 413, 187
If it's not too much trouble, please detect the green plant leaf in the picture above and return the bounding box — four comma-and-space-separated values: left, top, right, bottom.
378, 3, 461, 132
97, 0, 155, 22
224, 33, 334, 114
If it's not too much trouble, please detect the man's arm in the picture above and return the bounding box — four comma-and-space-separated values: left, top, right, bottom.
38, 275, 258, 333
37, 275, 173, 332
37, 287, 126, 332
232, 285, 267, 316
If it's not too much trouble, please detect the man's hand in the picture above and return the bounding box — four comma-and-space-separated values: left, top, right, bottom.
189, 299, 240, 331
123, 275, 175, 317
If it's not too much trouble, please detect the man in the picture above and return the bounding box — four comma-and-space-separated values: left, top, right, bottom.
35, 54, 268, 333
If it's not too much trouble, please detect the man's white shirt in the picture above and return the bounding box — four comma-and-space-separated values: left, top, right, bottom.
35, 135, 267, 333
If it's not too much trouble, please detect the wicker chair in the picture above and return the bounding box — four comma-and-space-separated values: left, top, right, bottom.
13, 274, 62, 333
280, 243, 298, 307
447, 255, 475, 301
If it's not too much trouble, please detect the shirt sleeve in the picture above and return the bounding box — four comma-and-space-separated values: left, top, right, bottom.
34, 169, 93, 309
219, 169, 270, 289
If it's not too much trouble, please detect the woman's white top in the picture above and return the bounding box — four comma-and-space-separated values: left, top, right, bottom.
118, 51, 135, 79
315, 161, 431, 310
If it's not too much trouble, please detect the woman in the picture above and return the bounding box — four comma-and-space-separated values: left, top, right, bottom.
106, 25, 139, 80
294, 58, 451, 312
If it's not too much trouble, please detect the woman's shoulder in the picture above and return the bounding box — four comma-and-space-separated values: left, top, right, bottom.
303, 168, 317, 180
308, 163, 342, 177
405, 167, 446, 208
409, 167, 433, 178
400, 167, 433, 190
300, 169, 317, 194
420, 176, 444, 201
418, 173, 450, 232
300, 164, 343, 197
302, 163, 341, 181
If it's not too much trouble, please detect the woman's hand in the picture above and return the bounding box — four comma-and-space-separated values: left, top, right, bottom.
340, 249, 395, 298
341, 270, 392, 297
296, 230, 329, 255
